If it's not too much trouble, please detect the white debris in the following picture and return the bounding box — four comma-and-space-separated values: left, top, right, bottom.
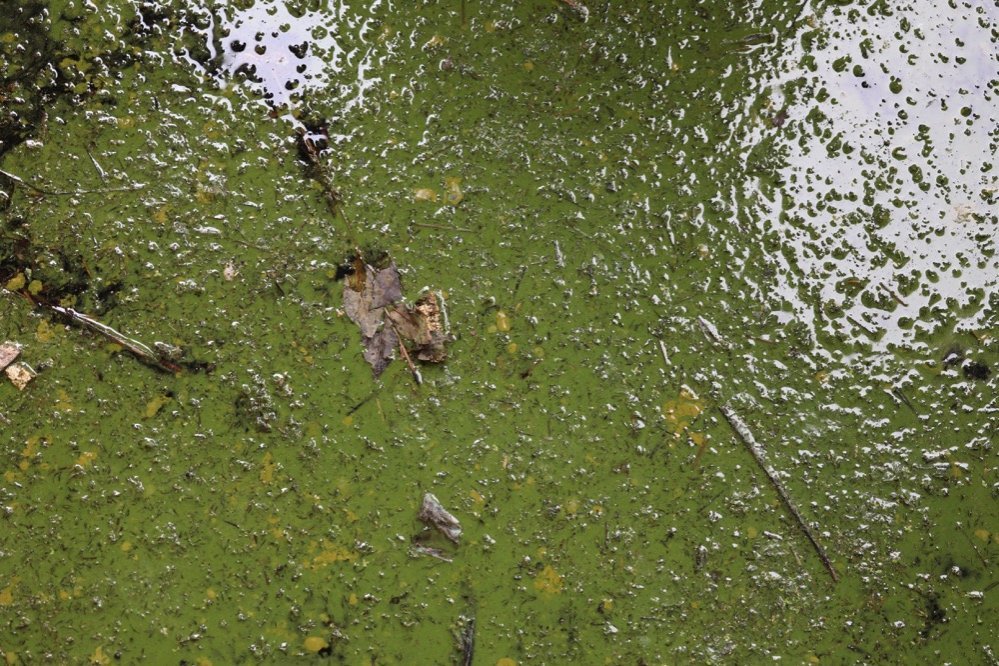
418, 492, 462, 544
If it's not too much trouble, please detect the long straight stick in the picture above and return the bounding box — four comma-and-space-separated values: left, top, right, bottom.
720, 403, 839, 582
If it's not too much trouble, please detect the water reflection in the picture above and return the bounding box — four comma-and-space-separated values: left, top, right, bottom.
184, 0, 386, 108
752, 1, 997, 351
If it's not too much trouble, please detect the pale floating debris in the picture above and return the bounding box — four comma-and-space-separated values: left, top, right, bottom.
657, 338, 671, 366
418, 492, 462, 544
5, 362, 36, 391
921, 448, 956, 462
410, 543, 453, 563
0, 341, 22, 372
696, 316, 729, 348
694, 544, 708, 571
558, 0, 589, 21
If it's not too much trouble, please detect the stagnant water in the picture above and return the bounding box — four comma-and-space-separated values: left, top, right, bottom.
1, 1, 995, 663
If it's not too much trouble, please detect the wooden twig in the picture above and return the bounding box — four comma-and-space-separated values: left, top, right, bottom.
890, 387, 919, 416
49, 305, 181, 373
719, 403, 839, 582
297, 129, 360, 254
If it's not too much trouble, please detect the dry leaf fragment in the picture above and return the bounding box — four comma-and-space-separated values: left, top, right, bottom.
385, 291, 449, 363
0, 342, 22, 372
5, 362, 36, 391
413, 291, 449, 362
418, 492, 462, 544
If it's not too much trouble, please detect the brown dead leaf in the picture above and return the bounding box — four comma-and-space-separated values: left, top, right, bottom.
343, 262, 402, 338
343, 260, 450, 377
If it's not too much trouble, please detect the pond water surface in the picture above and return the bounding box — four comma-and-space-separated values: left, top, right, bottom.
1, 1, 996, 663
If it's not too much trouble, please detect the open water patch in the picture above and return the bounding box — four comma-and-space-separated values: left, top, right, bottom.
178, 0, 388, 109
746, 0, 998, 354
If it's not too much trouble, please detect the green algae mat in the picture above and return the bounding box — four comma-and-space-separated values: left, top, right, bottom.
1, 1, 996, 663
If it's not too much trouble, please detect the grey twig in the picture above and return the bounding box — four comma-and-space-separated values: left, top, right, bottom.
720, 403, 839, 582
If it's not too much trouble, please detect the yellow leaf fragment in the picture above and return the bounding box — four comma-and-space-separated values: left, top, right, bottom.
144, 395, 170, 419
533, 564, 563, 596
423, 34, 445, 50
54, 388, 73, 411
19, 437, 41, 470
444, 177, 463, 205
0, 577, 18, 605
303, 636, 328, 653
662, 386, 704, 437
4, 273, 25, 291
310, 540, 358, 568
35, 319, 56, 343
151, 206, 170, 224
75, 451, 97, 468
90, 645, 111, 665
413, 187, 438, 202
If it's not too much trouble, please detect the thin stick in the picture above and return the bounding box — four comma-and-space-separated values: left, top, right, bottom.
49, 305, 181, 373
410, 221, 472, 233
0, 168, 143, 196
657, 338, 671, 366
391, 324, 422, 386
960, 529, 990, 567
297, 130, 360, 254
720, 403, 839, 582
